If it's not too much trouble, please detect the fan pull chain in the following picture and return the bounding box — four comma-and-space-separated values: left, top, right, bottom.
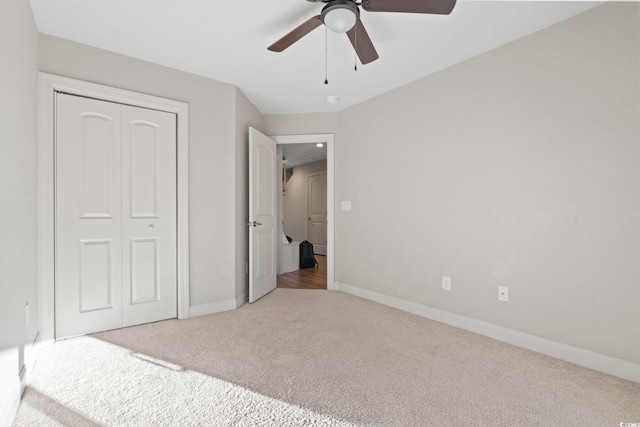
354, 21, 358, 71
324, 26, 328, 85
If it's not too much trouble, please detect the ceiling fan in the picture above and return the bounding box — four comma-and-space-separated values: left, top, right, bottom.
268, 0, 457, 65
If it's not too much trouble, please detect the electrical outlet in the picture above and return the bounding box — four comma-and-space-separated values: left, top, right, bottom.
25, 302, 30, 326
442, 276, 451, 291
498, 286, 509, 302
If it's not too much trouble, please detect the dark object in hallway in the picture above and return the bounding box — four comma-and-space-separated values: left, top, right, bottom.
299, 240, 318, 269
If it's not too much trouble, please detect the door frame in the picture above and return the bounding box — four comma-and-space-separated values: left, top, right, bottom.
273, 134, 335, 290
38, 72, 190, 341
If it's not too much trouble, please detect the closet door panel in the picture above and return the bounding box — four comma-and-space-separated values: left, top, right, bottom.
55, 94, 123, 338
121, 105, 177, 327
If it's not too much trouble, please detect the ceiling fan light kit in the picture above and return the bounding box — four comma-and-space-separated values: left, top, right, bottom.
268, 0, 457, 66
321, 0, 359, 33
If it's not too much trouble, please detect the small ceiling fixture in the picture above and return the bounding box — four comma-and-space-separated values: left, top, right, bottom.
325, 96, 339, 104
321, 0, 358, 33
316, 143, 324, 147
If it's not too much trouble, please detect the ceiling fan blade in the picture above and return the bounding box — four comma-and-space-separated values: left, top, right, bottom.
346, 19, 379, 64
268, 15, 323, 52
362, 0, 456, 15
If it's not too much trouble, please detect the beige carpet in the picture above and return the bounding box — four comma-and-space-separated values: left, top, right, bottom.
14, 289, 640, 426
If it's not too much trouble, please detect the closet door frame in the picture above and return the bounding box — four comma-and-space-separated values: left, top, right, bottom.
38, 72, 190, 341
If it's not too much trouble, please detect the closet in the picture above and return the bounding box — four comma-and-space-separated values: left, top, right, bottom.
55, 93, 177, 338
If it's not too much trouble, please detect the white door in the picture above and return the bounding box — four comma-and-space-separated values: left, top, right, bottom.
121, 105, 177, 327
55, 95, 123, 337
248, 128, 277, 303
307, 172, 327, 256
55, 94, 177, 338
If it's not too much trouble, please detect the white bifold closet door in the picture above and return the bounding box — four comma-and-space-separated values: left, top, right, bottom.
55, 93, 177, 338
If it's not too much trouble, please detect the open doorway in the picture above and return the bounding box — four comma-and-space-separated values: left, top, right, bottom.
272, 134, 334, 290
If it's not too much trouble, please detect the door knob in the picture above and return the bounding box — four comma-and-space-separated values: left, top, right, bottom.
246, 221, 262, 227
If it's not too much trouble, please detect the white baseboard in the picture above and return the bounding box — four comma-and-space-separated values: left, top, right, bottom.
335, 282, 640, 384
0, 384, 20, 427
0, 349, 21, 427
235, 292, 247, 309
189, 298, 238, 318
24, 333, 44, 377
0, 331, 48, 427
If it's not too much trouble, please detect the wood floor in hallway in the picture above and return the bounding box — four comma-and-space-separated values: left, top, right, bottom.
277, 255, 327, 289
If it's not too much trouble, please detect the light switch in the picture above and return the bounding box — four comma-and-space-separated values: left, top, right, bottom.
341, 201, 352, 211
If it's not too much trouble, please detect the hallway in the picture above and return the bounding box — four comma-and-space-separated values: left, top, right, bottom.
277, 255, 327, 289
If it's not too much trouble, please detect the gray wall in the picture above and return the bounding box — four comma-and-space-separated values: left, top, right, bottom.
265, 2, 640, 364
283, 160, 327, 242
38, 35, 244, 307
0, 0, 39, 422
264, 113, 338, 136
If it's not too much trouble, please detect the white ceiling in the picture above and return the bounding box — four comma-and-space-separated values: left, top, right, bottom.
281, 143, 328, 169
29, 0, 601, 115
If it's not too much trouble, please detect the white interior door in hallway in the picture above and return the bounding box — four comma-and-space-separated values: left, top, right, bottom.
307, 172, 327, 256
55, 93, 177, 338
248, 128, 278, 303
